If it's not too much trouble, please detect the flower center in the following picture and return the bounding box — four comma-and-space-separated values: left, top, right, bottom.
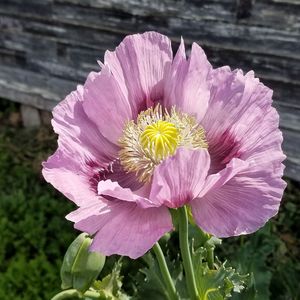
119, 105, 207, 183
140, 120, 179, 161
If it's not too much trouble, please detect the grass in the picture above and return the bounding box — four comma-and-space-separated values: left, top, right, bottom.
0, 99, 299, 299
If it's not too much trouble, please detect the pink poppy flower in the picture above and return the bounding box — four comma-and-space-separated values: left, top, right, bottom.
43, 32, 286, 259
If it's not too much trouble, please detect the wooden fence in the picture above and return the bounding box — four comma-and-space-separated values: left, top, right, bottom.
0, 0, 299, 181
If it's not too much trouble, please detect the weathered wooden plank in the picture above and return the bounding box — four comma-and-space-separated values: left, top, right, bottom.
276, 105, 300, 132
271, 0, 300, 5
1, 16, 300, 103
1, 25, 299, 87
284, 157, 300, 182
1, 1, 299, 86
51, 0, 300, 35
1, 14, 300, 63
1, 1, 299, 91
282, 129, 300, 181
0, 65, 75, 110
264, 80, 300, 108
1, 6, 299, 61
1, 1, 299, 99
204, 47, 300, 86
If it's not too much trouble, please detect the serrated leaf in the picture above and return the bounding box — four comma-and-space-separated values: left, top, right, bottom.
133, 251, 189, 300
230, 272, 257, 300
189, 224, 212, 249
201, 263, 247, 299
228, 226, 276, 300
133, 224, 248, 300
192, 246, 248, 300
134, 253, 169, 300
205, 236, 222, 249
93, 259, 130, 300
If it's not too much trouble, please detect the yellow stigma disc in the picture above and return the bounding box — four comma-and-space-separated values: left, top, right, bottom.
140, 120, 179, 160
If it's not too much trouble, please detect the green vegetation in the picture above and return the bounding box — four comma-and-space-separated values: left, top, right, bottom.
0, 99, 299, 299
0, 101, 75, 299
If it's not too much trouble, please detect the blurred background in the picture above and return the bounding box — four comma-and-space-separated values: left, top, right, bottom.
0, 0, 299, 299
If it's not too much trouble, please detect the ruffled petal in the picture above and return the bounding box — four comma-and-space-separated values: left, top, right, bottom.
163, 39, 212, 122
68, 200, 173, 259
82, 67, 133, 145
197, 158, 249, 197
191, 159, 286, 237
42, 148, 99, 206
150, 148, 211, 208
52, 85, 118, 165
104, 31, 173, 116
203, 67, 285, 173
66, 200, 106, 223
43, 86, 121, 206
97, 180, 155, 208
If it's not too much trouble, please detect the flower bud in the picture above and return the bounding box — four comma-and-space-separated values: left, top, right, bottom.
60, 233, 106, 293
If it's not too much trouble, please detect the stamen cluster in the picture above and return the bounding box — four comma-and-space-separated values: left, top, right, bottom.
119, 105, 208, 182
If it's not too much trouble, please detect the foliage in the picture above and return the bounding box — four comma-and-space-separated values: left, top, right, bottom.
132, 234, 248, 300
133, 251, 186, 300
218, 182, 300, 300
92, 259, 130, 300
0, 101, 76, 299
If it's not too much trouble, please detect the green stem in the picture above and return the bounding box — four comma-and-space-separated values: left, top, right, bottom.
207, 247, 214, 269
153, 242, 178, 300
51, 289, 100, 300
178, 206, 199, 300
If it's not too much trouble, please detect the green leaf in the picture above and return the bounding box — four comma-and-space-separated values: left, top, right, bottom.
188, 224, 249, 300
133, 252, 188, 300
192, 247, 248, 300
134, 253, 170, 300
93, 259, 130, 300
188, 224, 213, 249
228, 226, 275, 300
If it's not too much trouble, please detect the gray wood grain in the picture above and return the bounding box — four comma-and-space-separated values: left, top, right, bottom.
0, 0, 299, 181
